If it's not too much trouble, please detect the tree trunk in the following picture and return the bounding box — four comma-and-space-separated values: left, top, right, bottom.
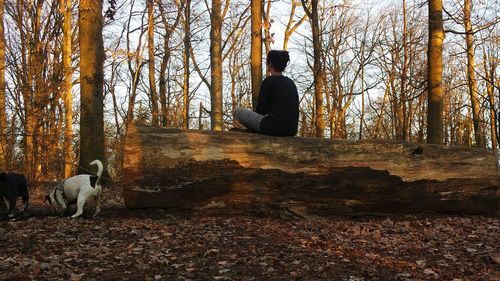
198, 102, 204, 130
61, 0, 73, 178
78, 0, 107, 176
464, 0, 483, 147
483, 49, 497, 151
301, 0, 324, 138
147, 0, 159, 127
427, 0, 444, 144
25, 112, 37, 180
210, 0, 223, 131
182, 0, 191, 129
123, 125, 499, 216
250, 0, 262, 110
262, 0, 271, 57
401, 0, 408, 141
0, 0, 6, 171
359, 66, 365, 139
159, 50, 169, 126
157, 1, 179, 127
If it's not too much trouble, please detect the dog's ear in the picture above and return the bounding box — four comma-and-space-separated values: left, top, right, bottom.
0, 172, 5, 182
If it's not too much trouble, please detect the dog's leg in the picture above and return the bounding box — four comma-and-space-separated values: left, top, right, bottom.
55, 191, 68, 216
21, 199, 28, 212
21, 195, 29, 213
93, 191, 102, 217
71, 193, 88, 218
2, 197, 9, 216
6, 196, 16, 218
22, 180, 28, 212
59, 201, 68, 217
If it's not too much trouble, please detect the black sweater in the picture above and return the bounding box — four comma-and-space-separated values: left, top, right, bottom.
256, 75, 299, 136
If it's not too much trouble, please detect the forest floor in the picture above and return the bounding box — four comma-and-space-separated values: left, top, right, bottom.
0, 183, 498, 281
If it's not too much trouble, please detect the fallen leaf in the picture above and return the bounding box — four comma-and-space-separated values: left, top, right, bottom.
204, 248, 220, 257
423, 268, 438, 276
490, 253, 500, 265
32, 262, 41, 276
466, 248, 477, 253
416, 260, 426, 267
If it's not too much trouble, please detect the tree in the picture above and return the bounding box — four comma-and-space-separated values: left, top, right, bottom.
463, 0, 483, 147
250, 0, 262, 110
262, 0, 272, 56
0, 0, 6, 171
427, 0, 444, 144
78, 0, 107, 175
283, 0, 307, 51
4, 0, 65, 179
182, 0, 191, 129
147, 0, 159, 127
301, 0, 324, 138
61, 0, 73, 178
400, 0, 408, 141
482, 45, 498, 151
124, 0, 147, 127
210, 0, 223, 131
158, 0, 182, 127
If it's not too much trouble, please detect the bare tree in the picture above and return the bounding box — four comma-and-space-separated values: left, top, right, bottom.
427, 0, 444, 144
301, 0, 324, 138
400, 0, 408, 140
182, 0, 191, 129
463, 0, 483, 146
482, 43, 498, 150
250, 0, 262, 110
124, 0, 147, 127
158, 0, 182, 127
0, 0, 6, 170
147, 0, 159, 127
78, 0, 107, 175
61, 0, 73, 178
262, 0, 272, 55
210, 0, 223, 131
283, 0, 307, 51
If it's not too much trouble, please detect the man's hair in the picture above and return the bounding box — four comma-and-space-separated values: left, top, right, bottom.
266, 50, 290, 72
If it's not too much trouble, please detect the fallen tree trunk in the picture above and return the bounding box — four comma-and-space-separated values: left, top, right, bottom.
123, 125, 499, 216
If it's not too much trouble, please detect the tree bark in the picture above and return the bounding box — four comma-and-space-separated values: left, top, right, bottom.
262, 0, 271, 57
0, 0, 6, 171
182, 0, 191, 129
250, 0, 262, 110
301, 0, 324, 138
147, 0, 159, 127
123, 125, 499, 216
483, 48, 497, 151
158, 0, 181, 127
401, 0, 408, 141
210, 0, 223, 131
464, 0, 483, 147
61, 0, 73, 178
78, 0, 107, 176
283, 1, 307, 51
427, 0, 444, 144
124, 2, 145, 128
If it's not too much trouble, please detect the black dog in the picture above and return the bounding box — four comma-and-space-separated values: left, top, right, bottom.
0, 173, 29, 218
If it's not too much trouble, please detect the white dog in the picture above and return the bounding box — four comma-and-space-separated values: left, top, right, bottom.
45, 160, 103, 218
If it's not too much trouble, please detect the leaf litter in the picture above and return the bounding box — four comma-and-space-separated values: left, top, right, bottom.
0, 184, 498, 280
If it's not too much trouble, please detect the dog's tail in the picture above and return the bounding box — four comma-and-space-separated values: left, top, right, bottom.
89, 160, 104, 183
